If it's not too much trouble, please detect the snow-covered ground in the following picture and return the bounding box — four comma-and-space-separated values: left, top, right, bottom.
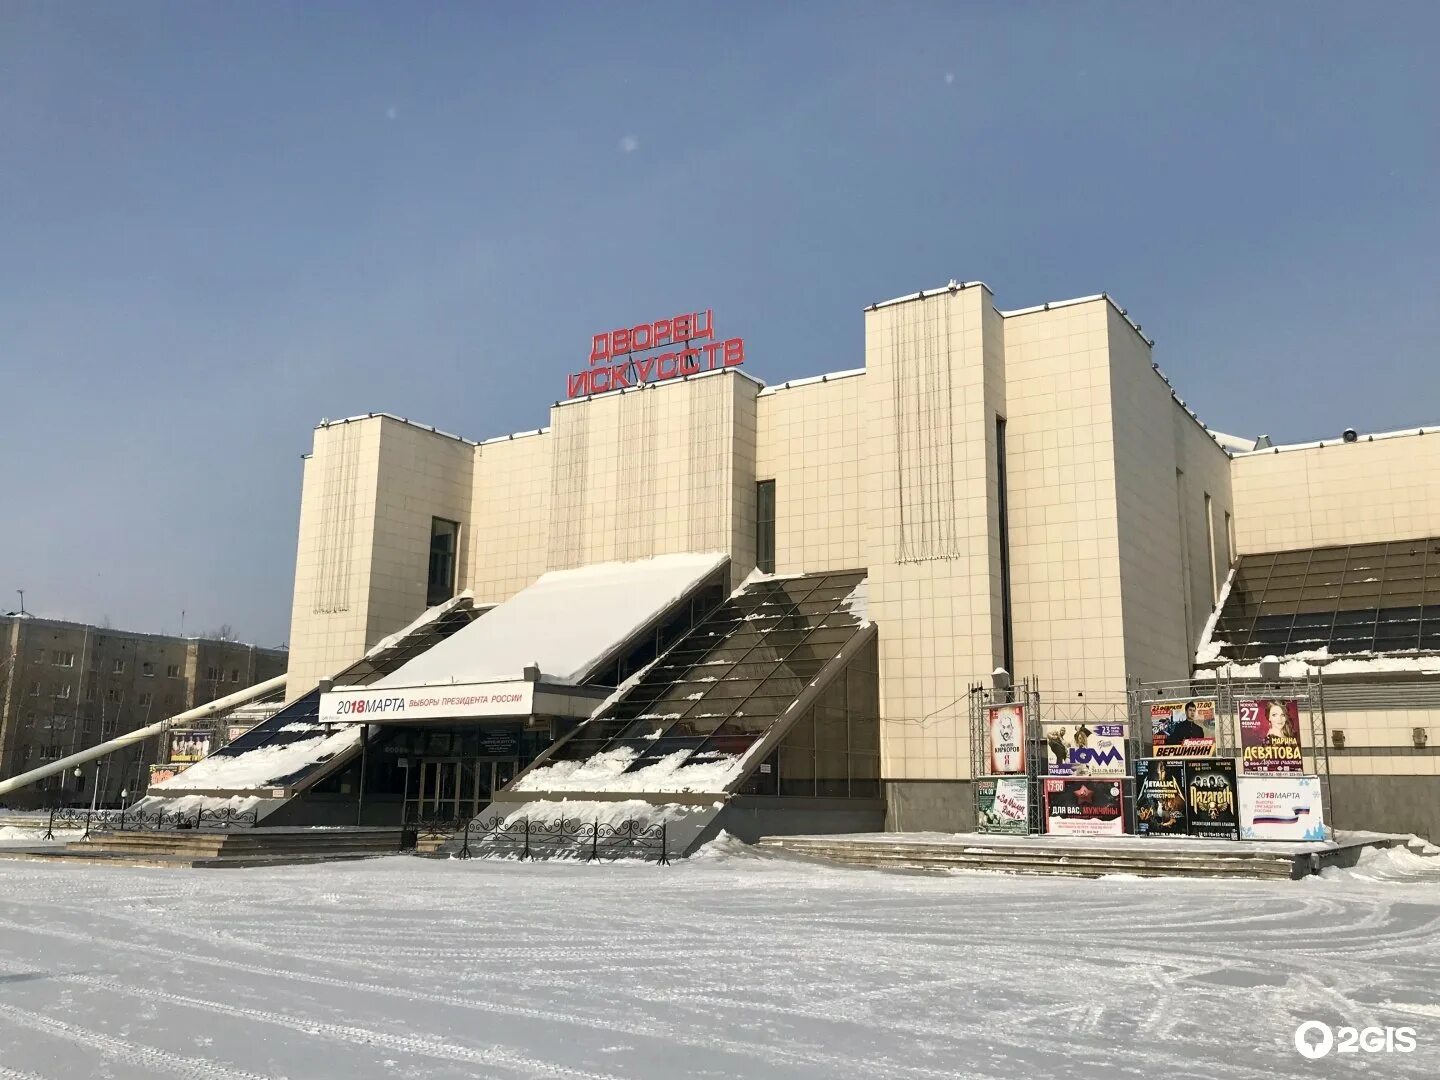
0, 842, 1437, 1079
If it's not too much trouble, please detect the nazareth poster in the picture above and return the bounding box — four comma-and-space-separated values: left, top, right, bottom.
1042, 721, 1127, 777
1150, 698, 1217, 757
986, 703, 1026, 775
1043, 778, 1125, 837
1239, 775, 1326, 841
1238, 698, 1304, 774
1134, 757, 1188, 836
977, 777, 1030, 835
1186, 758, 1239, 840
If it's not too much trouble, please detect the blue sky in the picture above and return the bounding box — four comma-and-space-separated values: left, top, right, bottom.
2, 2, 1437, 645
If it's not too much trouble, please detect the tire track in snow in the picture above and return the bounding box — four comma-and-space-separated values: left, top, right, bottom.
0, 1001, 271, 1080
0, 916, 977, 1080
57, 974, 629, 1080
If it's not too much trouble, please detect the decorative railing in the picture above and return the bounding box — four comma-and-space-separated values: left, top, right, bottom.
400, 814, 670, 864
42, 806, 259, 839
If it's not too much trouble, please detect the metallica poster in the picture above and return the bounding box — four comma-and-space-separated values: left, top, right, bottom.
1043, 778, 1125, 837
1042, 721, 1127, 777
1186, 759, 1239, 839
1238, 698, 1304, 774
977, 777, 1030, 835
1134, 757, 1188, 836
986, 703, 1027, 775
1150, 698, 1217, 758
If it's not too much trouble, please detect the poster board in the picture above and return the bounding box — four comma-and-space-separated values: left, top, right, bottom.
985, 703, 1027, 775
1149, 699, 1217, 758
168, 730, 213, 763
977, 777, 1030, 835
1186, 759, 1239, 840
1238, 698, 1304, 774
1134, 758, 1188, 836
1042, 722, 1127, 777
1238, 775, 1326, 841
149, 762, 189, 786
1043, 778, 1125, 837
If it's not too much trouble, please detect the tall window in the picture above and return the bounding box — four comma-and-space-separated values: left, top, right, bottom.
755, 480, 776, 574
428, 518, 460, 607
1204, 492, 1219, 604
995, 416, 1015, 676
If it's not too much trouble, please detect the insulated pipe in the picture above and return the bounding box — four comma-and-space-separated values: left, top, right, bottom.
0, 673, 287, 798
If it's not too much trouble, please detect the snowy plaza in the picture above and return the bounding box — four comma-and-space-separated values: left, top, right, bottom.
0, 842, 1437, 1080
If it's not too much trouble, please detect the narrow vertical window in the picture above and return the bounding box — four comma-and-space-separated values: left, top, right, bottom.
427, 518, 460, 607
995, 416, 1015, 676
755, 480, 776, 574
1224, 510, 1235, 569
1204, 493, 1218, 604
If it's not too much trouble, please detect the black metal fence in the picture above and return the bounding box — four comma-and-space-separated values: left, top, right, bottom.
42, 806, 259, 839
400, 815, 670, 864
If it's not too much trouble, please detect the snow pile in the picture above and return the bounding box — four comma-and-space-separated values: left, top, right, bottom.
489, 798, 715, 830
128, 794, 264, 815
367, 553, 727, 688
154, 727, 361, 790
1196, 647, 1440, 680
1318, 844, 1440, 885
513, 745, 746, 794
1192, 567, 1234, 665
840, 578, 869, 624
361, 590, 476, 660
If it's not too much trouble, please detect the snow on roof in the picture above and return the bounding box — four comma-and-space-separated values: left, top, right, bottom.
756, 368, 865, 397
1231, 426, 1437, 457
371, 552, 729, 688
1196, 651, 1440, 680
1210, 431, 1259, 454
512, 746, 746, 795
868, 280, 988, 310
317, 412, 478, 446
996, 293, 1106, 318
154, 727, 362, 791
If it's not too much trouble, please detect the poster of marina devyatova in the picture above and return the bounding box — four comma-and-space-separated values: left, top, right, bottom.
1042, 721, 1127, 776
1238, 698, 1304, 774
1238, 776, 1326, 841
1043, 778, 1125, 837
986, 703, 1027, 775
977, 777, 1030, 835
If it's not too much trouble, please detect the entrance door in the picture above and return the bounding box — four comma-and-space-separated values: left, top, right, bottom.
407, 758, 516, 823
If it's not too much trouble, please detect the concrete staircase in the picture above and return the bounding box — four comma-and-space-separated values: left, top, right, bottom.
757, 834, 1328, 880
37, 827, 405, 868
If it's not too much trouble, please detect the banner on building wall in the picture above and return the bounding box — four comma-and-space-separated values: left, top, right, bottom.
1134, 757, 1188, 836
1238, 698, 1304, 774
1043, 778, 1125, 837
977, 777, 1030, 835
985, 703, 1027, 775
226, 724, 252, 744
149, 763, 189, 786
1186, 759, 1239, 840
319, 680, 535, 722
1042, 722, 1127, 777
1238, 775, 1326, 841
1150, 699, 1217, 757
168, 731, 212, 763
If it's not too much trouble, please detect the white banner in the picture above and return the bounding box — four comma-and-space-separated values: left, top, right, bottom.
319, 680, 534, 722
1238, 775, 1326, 841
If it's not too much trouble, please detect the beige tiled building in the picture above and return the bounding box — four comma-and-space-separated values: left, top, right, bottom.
282, 281, 1439, 836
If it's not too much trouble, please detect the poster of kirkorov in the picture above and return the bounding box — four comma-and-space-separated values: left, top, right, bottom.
1238, 776, 1326, 841
1149, 698, 1217, 757
986, 703, 1027, 774
1042, 722, 1127, 776
1043, 778, 1125, 837
977, 777, 1030, 835
1238, 698, 1304, 774
1134, 758, 1188, 836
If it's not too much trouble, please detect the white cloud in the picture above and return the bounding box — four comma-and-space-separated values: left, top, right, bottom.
618, 135, 640, 153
